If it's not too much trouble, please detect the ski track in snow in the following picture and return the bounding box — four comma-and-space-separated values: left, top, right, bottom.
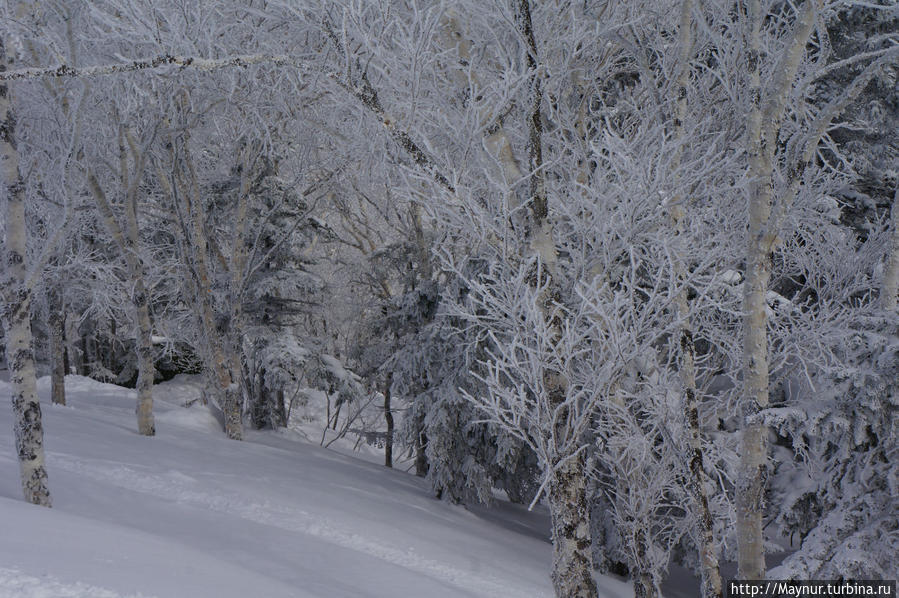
49, 453, 548, 598
0, 567, 155, 598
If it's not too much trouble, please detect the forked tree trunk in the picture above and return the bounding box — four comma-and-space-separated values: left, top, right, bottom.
88, 169, 155, 436
1, 35, 51, 507
161, 118, 243, 441
633, 574, 659, 598
121, 148, 156, 436
222, 352, 244, 439
48, 288, 66, 406
738, 0, 819, 579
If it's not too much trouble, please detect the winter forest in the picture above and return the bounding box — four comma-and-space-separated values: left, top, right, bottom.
0, 0, 897, 597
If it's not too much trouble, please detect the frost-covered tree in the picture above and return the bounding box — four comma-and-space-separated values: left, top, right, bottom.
85, 119, 159, 437
722, 0, 899, 578
762, 213, 899, 578
2, 0, 897, 592
1, 1, 56, 507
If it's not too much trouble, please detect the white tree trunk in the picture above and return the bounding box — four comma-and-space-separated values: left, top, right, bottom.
738, 0, 819, 579
548, 456, 596, 598
882, 185, 899, 310
514, 2, 598, 596
163, 122, 243, 441
121, 134, 156, 437
632, 527, 660, 598
88, 170, 155, 436
1, 35, 51, 507
668, 2, 722, 594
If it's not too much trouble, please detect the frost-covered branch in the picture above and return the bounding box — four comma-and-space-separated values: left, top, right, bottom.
0, 53, 310, 81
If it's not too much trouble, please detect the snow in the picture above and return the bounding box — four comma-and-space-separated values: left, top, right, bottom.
0, 375, 588, 598
719, 270, 742, 285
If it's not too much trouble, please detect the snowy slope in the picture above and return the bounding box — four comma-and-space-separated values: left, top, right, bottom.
0, 375, 634, 598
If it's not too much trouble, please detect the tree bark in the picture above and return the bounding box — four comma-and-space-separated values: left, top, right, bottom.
510, 2, 599, 595
121, 137, 156, 436
1, 35, 51, 507
384, 372, 394, 468
548, 456, 595, 598
275, 388, 286, 428
631, 524, 659, 598
163, 116, 243, 440
80, 333, 90, 376
882, 185, 899, 310
414, 428, 429, 477
514, 2, 598, 596
738, 0, 819, 579
633, 574, 659, 598
87, 167, 155, 436
668, 2, 722, 594
132, 282, 156, 436
48, 288, 66, 406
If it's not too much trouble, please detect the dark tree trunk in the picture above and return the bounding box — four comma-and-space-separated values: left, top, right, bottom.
275, 388, 286, 428
48, 288, 66, 405
80, 333, 89, 376
63, 333, 70, 377
332, 399, 342, 430
415, 428, 429, 477
384, 372, 394, 468
250, 367, 268, 429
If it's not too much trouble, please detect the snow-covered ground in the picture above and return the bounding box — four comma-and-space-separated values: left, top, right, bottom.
0, 375, 638, 598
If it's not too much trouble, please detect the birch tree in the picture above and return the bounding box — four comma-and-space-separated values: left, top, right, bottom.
882, 186, 899, 310
1, 13, 51, 507
666, 1, 723, 593
86, 122, 157, 436
2, 0, 895, 590
734, 0, 898, 578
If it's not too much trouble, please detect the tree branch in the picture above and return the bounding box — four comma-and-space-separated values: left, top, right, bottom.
0, 53, 310, 81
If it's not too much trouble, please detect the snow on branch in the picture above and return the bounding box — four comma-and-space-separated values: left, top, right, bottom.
0, 51, 455, 193
0, 53, 311, 81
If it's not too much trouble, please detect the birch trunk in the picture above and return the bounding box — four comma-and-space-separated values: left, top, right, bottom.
738, 0, 819, 579
1, 36, 51, 507
633, 576, 658, 598
668, 2, 722, 595
87, 171, 155, 436
48, 288, 66, 406
126, 210, 156, 437
165, 117, 243, 440
515, 2, 597, 596
548, 456, 595, 598
220, 143, 257, 439
65, 312, 80, 375
632, 526, 659, 598
882, 185, 899, 310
